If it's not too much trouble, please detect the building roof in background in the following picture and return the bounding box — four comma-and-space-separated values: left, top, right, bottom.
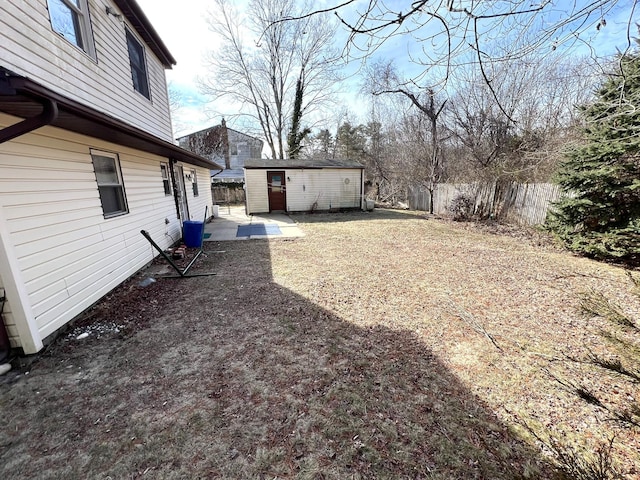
244, 158, 364, 169
212, 168, 244, 180
177, 124, 262, 142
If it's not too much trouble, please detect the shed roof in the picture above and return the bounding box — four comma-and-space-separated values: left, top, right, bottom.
244, 158, 364, 169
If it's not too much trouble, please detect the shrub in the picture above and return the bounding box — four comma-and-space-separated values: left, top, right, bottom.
449, 193, 475, 221
546, 54, 640, 263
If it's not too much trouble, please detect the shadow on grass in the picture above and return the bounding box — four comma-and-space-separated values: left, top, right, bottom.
0, 240, 559, 479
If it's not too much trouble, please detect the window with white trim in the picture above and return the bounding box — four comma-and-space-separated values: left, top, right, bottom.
126, 28, 151, 99
91, 150, 128, 217
47, 0, 95, 57
161, 163, 172, 195
191, 169, 199, 196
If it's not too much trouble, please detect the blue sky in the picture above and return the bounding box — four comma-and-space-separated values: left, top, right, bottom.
136, 0, 217, 137
137, 0, 639, 139
136, 0, 363, 138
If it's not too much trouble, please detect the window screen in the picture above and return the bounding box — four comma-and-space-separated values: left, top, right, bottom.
91, 151, 128, 217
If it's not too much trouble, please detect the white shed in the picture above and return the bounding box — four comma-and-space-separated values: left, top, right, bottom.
244, 159, 365, 214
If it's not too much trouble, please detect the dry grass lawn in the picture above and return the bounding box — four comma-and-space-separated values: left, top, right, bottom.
0, 208, 638, 479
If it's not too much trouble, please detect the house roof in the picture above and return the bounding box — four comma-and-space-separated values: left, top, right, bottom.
113, 0, 176, 68
244, 158, 364, 169
212, 168, 244, 180
177, 123, 262, 143
0, 73, 224, 171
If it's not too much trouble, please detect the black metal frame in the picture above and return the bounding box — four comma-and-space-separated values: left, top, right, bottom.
140, 207, 216, 278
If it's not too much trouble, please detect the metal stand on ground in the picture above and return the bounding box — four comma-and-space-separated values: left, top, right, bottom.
140, 207, 216, 278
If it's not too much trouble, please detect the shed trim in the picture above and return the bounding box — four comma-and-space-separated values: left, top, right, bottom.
244, 159, 365, 170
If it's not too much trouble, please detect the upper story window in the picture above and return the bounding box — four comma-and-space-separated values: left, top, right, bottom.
126, 28, 151, 99
47, 0, 95, 58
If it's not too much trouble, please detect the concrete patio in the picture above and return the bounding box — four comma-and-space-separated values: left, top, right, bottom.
204, 205, 305, 241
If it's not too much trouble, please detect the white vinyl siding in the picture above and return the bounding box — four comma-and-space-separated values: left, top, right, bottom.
178, 164, 211, 221
0, 0, 173, 140
286, 169, 362, 212
245, 168, 363, 214
245, 170, 269, 215
0, 113, 188, 344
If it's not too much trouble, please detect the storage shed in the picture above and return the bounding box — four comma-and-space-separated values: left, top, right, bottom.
244, 159, 365, 214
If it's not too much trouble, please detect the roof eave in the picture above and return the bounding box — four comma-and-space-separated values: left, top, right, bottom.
112, 0, 176, 68
1, 75, 222, 171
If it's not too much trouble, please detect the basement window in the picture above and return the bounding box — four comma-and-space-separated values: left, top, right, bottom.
47, 0, 96, 58
91, 150, 129, 217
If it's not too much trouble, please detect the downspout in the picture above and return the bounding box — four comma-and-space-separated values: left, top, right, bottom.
0, 290, 10, 364
0, 96, 58, 361
0, 97, 58, 144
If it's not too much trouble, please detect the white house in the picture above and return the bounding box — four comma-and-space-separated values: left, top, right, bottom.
0, 0, 223, 354
177, 120, 264, 184
244, 159, 365, 214
178, 121, 264, 204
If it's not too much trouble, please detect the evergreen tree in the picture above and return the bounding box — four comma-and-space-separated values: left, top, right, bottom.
287, 74, 311, 160
547, 54, 640, 263
314, 129, 334, 158
335, 122, 367, 162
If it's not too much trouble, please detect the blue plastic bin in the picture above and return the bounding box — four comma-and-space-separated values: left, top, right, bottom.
183, 220, 204, 248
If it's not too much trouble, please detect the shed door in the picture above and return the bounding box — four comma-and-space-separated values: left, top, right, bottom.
267, 171, 286, 212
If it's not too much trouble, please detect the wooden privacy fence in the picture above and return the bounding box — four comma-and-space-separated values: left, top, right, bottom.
212, 183, 245, 205
407, 182, 563, 225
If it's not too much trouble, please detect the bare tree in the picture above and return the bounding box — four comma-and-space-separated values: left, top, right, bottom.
445, 56, 600, 181
278, 1, 635, 116
366, 60, 447, 212
167, 81, 185, 137
200, 0, 340, 159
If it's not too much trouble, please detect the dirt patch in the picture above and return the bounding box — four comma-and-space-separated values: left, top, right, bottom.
1, 209, 638, 478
